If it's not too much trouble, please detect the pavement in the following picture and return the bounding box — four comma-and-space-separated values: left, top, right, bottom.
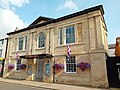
0, 78, 119, 90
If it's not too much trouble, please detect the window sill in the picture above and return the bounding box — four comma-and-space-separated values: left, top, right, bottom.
35, 47, 45, 50
15, 70, 21, 72
57, 42, 85, 48
12, 50, 27, 54
63, 72, 79, 76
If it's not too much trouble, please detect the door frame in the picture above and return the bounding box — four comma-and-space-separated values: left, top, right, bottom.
36, 59, 44, 81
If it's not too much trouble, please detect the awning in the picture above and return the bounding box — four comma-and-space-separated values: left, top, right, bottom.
20, 54, 53, 59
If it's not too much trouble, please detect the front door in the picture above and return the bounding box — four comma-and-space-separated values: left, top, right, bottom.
38, 60, 44, 81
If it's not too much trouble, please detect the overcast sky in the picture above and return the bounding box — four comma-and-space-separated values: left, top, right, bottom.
0, 0, 120, 44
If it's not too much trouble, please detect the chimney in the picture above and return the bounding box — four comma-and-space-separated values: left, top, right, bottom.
15, 27, 19, 31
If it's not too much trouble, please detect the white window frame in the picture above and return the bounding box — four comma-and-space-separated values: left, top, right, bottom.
0, 39, 4, 46
38, 32, 45, 48
18, 37, 24, 50
65, 56, 76, 73
64, 25, 76, 45
65, 25, 75, 44
18, 36, 27, 51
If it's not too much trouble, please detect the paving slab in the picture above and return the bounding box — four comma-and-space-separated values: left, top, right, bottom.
0, 78, 118, 90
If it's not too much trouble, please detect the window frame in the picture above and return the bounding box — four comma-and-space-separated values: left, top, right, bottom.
18, 36, 27, 51
0, 49, 2, 57
45, 63, 50, 76
25, 36, 27, 50
65, 25, 75, 44
38, 32, 45, 48
18, 37, 24, 50
65, 56, 76, 73
59, 27, 63, 45
16, 59, 21, 70
0, 39, 4, 46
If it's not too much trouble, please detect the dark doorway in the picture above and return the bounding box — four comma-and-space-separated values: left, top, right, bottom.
0, 59, 5, 77
106, 57, 120, 88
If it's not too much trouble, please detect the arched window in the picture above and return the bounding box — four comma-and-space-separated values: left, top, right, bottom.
38, 32, 45, 48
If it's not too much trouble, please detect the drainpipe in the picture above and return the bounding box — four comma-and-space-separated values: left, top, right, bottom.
5, 38, 8, 60
53, 57, 55, 83
49, 29, 50, 54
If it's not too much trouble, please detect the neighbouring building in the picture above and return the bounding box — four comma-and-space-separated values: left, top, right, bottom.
108, 44, 115, 56
115, 37, 120, 56
108, 37, 120, 57
0, 37, 8, 76
106, 38, 120, 88
3, 5, 109, 87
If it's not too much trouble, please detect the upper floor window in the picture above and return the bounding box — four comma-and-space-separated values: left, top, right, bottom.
66, 56, 76, 73
0, 49, 2, 57
59, 28, 63, 45
18, 36, 27, 51
18, 37, 24, 50
66, 26, 75, 44
38, 32, 45, 48
0, 40, 4, 46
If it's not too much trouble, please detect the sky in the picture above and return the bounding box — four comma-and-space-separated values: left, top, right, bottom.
0, 0, 120, 44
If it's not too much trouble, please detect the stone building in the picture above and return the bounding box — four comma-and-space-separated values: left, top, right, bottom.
3, 5, 109, 87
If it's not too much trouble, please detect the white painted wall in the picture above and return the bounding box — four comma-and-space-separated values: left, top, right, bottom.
108, 48, 115, 56
0, 37, 8, 58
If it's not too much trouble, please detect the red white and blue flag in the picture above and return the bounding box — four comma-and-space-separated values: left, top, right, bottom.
16, 52, 19, 60
67, 45, 71, 58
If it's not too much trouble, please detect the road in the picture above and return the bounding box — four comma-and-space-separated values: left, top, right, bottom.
0, 82, 53, 90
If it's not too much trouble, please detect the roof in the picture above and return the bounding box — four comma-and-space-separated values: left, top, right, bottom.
7, 5, 104, 35
108, 44, 115, 49
28, 16, 54, 27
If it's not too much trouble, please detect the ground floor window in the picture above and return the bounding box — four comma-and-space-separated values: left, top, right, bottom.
28, 64, 32, 75
46, 63, 50, 76
16, 59, 21, 70
66, 56, 76, 72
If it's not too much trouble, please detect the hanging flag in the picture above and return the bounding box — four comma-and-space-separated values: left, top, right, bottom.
16, 52, 19, 60
67, 45, 71, 58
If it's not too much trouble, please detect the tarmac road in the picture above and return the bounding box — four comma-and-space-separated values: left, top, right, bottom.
0, 82, 53, 90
